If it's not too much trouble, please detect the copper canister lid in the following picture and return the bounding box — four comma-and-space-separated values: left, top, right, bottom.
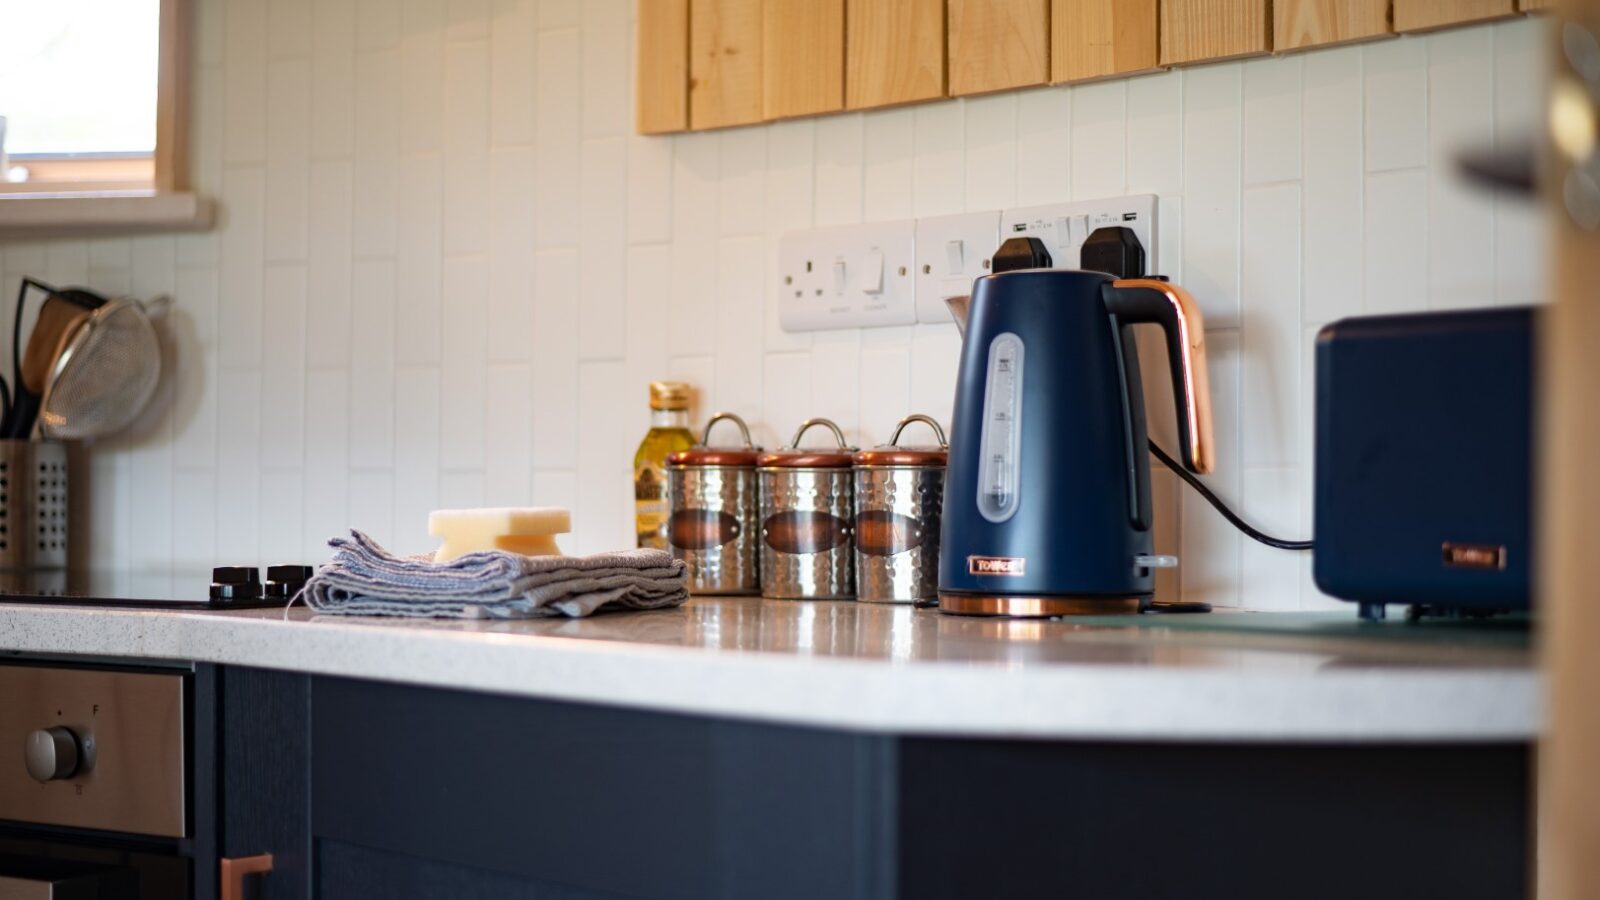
852, 414, 949, 467
667, 412, 761, 467
758, 418, 856, 468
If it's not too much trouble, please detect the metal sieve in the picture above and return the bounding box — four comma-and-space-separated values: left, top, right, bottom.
36, 296, 164, 441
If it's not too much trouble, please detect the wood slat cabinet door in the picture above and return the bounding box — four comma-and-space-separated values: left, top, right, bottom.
637, 0, 690, 133
1159, 0, 1271, 65
1274, 0, 1391, 51
949, 0, 1051, 96
846, 0, 946, 109
690, 0, 764, 129
1052, 0, 1159, 83
764, 0, 846, 119
1392, 0, 1517, 31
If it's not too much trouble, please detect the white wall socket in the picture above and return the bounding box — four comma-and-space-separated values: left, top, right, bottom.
914, 211, 1000, 325
778, 194, 1158, 333
778, 221, 917, 332
1000, 194, 1158, 275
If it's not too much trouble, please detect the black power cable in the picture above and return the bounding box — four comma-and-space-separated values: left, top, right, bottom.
1149, 439, 1314, 551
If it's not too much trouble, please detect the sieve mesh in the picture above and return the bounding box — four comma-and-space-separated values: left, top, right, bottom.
39, 299, 162, 440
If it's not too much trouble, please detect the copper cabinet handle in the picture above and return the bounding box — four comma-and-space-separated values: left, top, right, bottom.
220, 853, 273, 900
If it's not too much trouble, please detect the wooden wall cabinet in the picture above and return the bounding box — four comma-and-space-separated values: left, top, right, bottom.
636, 0, 1547, 133
1051, 0, 1159, 83
763, 0, 845, 119
1160, 0, 1272, 64
846, 0, 947, 109
1274, 0, 1391, 51
1392, 0, 1518, 32
637, 0, 690, 133
690, 0, 764, 130
948, 0, 1051, 96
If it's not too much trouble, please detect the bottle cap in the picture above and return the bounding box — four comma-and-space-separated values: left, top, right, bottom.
649, 381, 692, 411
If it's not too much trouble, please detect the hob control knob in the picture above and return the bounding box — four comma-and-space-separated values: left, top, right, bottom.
24, 726, 81, 782
211, 566, 263, 602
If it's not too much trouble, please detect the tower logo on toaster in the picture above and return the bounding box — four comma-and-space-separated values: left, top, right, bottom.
969, 555, 1027, 576
1442, 542, 1507, 570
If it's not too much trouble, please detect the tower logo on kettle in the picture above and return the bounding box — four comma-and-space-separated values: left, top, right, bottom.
968, 555, 1027, 576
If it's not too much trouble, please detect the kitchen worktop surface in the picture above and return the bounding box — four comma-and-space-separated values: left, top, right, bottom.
0, 595, 1536, 742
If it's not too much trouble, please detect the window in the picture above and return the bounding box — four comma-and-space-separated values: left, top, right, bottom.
0, 0, 210, 235
0, 0, 160, 191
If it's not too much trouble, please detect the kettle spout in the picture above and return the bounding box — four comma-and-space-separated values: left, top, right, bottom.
944, 295, 971, 337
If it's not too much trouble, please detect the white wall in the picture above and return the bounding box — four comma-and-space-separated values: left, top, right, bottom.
0, 0, 1547, 609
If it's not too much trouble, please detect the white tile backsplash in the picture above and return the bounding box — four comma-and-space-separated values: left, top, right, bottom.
1302, 46, 1365, 326
1364, 38, 1429, 172
40, 3, 1544, 610
1071, 81, 1126, 200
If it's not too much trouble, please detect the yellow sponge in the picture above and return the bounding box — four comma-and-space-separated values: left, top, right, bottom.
428, 507, 571, 562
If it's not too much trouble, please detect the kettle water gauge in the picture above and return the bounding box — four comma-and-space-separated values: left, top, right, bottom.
977, 333, 1024, 524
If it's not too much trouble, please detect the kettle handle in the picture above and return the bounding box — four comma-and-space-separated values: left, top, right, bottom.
1103, 279, 1215, 474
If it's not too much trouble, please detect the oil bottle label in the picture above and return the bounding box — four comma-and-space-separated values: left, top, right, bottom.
635, 464, 669, 549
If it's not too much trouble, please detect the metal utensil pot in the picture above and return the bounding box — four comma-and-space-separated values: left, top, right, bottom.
758, 418, 856, 600
853, 415, 948, 604
666, 413, 761, 595
0, 440, 70, 570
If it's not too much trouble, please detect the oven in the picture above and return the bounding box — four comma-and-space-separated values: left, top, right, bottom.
0, 661, 198, 898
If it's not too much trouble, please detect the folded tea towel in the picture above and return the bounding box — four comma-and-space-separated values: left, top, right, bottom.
303, 530, 689, 619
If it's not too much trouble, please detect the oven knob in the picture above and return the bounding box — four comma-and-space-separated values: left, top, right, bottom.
24, 726, 81, 782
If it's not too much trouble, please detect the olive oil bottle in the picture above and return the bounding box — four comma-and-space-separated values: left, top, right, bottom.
634, 381, 694, 549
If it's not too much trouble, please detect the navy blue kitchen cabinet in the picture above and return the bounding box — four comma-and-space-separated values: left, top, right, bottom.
216, 667, 1529, 900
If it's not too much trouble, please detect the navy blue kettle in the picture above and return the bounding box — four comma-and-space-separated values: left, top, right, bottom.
938, 242, 1215, 617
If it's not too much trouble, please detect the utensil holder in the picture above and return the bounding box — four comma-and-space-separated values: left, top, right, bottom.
0, 440, 71, 570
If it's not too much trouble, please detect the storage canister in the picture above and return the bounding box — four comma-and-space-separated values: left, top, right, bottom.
758, 418, 857, 600
666, 413, 762, 595
853, 415, 948, 604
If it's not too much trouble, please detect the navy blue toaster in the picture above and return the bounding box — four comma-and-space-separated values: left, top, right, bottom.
1313, 307, 1536, 620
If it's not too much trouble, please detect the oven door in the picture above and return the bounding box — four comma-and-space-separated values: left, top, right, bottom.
0, 662, 193, 899
0, 854, 139, 899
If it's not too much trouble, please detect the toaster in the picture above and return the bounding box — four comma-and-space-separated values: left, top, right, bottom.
1313, 307, 1535, 620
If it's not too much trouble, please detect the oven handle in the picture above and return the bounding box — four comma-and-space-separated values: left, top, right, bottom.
220, 853, 274, 900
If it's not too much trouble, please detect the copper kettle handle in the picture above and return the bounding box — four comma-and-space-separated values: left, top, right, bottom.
1106, 278, 1215, 474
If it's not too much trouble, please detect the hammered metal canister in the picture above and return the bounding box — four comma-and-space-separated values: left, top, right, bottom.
758, 418, 857, 600
853, 415, 948, 604
666, 413, 761, 595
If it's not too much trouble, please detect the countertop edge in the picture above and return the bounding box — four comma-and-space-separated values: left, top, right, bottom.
0, 604, 1541, 743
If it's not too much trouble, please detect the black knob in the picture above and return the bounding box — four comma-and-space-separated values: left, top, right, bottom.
210, 566, 262, 602
264, 565, 314, 599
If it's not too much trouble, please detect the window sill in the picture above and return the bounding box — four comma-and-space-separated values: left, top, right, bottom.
0, 190, 214, 240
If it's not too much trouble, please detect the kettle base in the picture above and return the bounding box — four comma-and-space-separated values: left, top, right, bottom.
937, 593, 1145, 618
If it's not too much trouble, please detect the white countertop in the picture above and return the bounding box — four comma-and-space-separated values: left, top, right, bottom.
0, 597, 1537, 743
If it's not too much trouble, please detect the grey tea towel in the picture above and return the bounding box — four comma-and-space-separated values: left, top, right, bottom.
303, 531, 689, 619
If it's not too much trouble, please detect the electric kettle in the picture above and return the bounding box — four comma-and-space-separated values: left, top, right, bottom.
938, 239, 1215, 617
